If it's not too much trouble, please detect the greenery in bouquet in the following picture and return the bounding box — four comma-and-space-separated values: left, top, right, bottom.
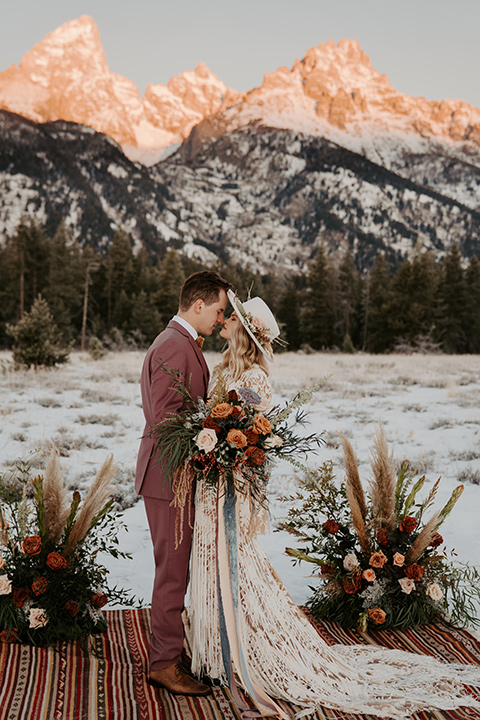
279, 427, 480, 631
150, 363, 326, 506
0, 451, 137, 646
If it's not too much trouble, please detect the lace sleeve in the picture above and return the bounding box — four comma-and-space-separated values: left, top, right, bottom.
236, 367, 272, 411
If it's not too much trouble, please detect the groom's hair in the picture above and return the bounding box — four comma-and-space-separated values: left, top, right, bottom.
179, 271, 231, 311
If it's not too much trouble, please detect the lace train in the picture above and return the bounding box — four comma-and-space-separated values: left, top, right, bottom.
187, 366, 480, 719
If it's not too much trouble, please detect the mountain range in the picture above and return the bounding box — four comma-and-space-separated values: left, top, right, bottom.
1, 16, 480, 272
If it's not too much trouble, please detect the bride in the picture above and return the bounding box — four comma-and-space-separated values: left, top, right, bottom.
187, 290, 480, 719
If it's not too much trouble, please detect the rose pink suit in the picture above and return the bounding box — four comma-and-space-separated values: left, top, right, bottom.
135, 320, 209, 671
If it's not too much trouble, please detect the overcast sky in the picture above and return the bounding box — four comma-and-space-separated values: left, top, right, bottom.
2, 0, 479, 109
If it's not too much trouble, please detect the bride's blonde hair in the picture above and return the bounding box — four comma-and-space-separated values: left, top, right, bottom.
218, 319, 270, 381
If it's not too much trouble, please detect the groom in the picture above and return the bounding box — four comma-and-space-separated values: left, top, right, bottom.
135, 270, 230, 696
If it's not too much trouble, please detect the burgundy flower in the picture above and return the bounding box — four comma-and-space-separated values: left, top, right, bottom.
244, 446, 265, 466
21, 535, 42, 556
202, 416, 221, 434
321, 564, 335, 576
404, 563, 424, 581
343, 574, 362, 594
32, 576, 48, 596
399, 516, 417, 534
92, 592, 108, 609
323, 519, 340, 535
377, 528, 389, 546
46, 552, 67, 570
12, 586, 30, 608
65, 600, 80, 616
429, 532, 443, 549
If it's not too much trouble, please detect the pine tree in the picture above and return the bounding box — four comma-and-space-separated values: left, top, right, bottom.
465, 254, 480, 353
436, 244, 467, 353
6, 295, 70, 368
277, 281, 301, 350
153, 250, 185, 328
335, 249, 360, 349
301, 245, 335, 350
363, 254, 393, 352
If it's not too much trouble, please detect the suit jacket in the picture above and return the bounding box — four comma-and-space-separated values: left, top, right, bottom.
135, 320, 210, 499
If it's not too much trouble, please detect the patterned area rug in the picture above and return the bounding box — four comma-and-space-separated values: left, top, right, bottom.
1, 609, 479, 720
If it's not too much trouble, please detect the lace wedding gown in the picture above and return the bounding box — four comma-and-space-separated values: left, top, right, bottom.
187, 366, 480, 719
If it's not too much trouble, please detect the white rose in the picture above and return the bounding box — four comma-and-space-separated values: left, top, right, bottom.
195, 428, 218, 453
0, 574, 12, 595
398, 577, 416, 594
426, 582, 443, 601
343, 553, 360, 571
264, 434, 284, 449
29, 607, 49, 629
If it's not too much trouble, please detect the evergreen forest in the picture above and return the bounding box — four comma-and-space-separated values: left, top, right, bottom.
1, 220, 480, 355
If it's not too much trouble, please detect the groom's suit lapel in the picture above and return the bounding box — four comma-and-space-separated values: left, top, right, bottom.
167, 320, 210, 392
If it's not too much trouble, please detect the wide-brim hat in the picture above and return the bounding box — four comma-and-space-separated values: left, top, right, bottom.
227, 289, 280, 361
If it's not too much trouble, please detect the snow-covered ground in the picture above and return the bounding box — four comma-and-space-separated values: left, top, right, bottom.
1, 350, 479, 611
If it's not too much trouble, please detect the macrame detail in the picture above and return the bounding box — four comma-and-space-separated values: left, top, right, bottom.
187, 366, 480, 719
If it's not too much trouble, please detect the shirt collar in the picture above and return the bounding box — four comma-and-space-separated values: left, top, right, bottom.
172, 315, 198, 340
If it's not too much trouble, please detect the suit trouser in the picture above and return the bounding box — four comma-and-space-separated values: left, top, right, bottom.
143, 495, 194, 671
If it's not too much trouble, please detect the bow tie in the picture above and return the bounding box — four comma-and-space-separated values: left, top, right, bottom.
195, 336, 205, 349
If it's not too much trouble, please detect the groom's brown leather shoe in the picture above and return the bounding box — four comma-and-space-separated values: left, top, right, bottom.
148, 662, 211, 696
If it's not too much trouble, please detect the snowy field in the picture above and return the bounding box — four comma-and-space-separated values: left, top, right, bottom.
1, 350, 480, 613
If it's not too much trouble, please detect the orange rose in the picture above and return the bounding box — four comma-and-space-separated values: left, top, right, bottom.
404, 563, 424, 581
393, 552, 405, 567
32, 577, 48, 596
211, 403, 233, 419
65, 600, 80, 616
368, 608, 386, 625
21, 535, 42, 556
252, 415, 272, 435
244, 446, 265, 466
399, 516, 417, 533
226, 429, 248, 449
46, 552, 67, 570
92, 592, 108, 609
369, 551, 387, 568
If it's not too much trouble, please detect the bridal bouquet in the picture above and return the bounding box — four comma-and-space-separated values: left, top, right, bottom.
150, 364, 325, 507
279, 427, 480, 631
0, 452, 137, 646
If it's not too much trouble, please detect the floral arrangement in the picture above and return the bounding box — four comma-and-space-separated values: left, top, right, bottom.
279, 427, 480, 631
0, 451, 137, 646
150, 365, 325, 510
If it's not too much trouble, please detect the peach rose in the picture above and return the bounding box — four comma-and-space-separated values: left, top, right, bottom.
21, 535, 42, 556
393, 552, 405, 567
369, 551, 387, 568
29, 608, 48, 629
426, 582, 443, 601
398, 577, 416, 594
0, 575, 12, 595
210, 403, 233, 419
195, 428, 218, 453
226, 429, 248, 449
367, 608, 386, 625
252, 415, 272, 435
46, 552, 67, 570
362, 568, 376, 582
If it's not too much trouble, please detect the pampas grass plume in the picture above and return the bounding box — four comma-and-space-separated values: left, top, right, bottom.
370, 425, 397, 531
